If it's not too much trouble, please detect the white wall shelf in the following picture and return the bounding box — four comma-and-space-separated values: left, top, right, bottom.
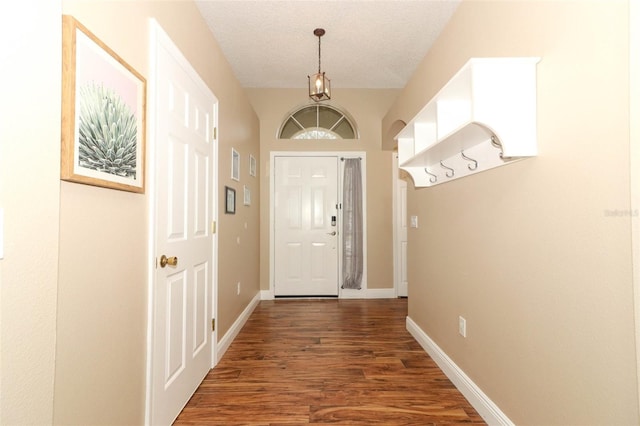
396, 57, 540, 187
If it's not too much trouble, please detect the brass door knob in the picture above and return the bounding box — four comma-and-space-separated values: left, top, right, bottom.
160, 255, 178, 268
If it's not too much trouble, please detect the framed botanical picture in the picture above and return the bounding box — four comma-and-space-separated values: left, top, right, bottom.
243, 185, 251, 206
249, 154, 257, 177
225, 186, 236, 214
61, 15, 146, 193
231, 148, 240, 181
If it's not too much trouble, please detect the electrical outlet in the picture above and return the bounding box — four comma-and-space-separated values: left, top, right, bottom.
458, 316, 467, 338
237, 282, 241, 295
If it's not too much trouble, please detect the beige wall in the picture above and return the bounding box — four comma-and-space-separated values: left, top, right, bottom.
0, 0, 61, 424
0, 0, 260, 421
383, 1, 638, 424
246, 89, 398, 292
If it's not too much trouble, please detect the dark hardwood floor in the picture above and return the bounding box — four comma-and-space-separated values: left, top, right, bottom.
174, 298, 485, 425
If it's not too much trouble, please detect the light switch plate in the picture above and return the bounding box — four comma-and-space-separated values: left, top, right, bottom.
410, 215, 418, 228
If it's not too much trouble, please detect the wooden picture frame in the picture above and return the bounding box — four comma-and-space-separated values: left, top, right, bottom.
225, 186, 236, 214
61, 15, 146, 193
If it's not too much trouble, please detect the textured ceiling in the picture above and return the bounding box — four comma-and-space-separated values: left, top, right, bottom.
195, 0, 461, 89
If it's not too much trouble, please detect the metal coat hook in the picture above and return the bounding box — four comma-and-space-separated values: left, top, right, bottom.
424, 168, 437, 184
461, 150, 478, 171
440, 161, 455, 178
491, 135, 504, 159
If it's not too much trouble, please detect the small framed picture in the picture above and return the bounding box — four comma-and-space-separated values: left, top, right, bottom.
243, 185, 251, 206
225, 186, 236, 214
231, 148, 240, 181
249, 154, 257, 177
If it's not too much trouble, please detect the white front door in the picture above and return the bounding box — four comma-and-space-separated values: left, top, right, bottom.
149, 23, 217, 425
274, 156, 339, 296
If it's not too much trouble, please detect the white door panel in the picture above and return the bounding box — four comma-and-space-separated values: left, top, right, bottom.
150, 23, 217, 425
275, 156, 338, 296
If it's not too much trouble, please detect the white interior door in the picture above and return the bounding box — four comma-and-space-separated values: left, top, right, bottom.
274, 156, 339, 296
149, 23, 217, 425
394, 153, 408, 297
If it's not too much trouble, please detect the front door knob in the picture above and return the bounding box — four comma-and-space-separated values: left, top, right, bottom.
160, 255, 178, 268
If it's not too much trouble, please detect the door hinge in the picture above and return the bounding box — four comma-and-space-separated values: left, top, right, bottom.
211, 318, 216, 332
213, 126, 217, 140
211, 220, 216, 234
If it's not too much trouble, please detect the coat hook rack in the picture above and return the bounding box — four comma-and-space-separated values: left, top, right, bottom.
491, 135, 504, 159
461, 150, 478, 170
440, 161, 454, 178
424, 168, 437, 183
394, 58, 540, 187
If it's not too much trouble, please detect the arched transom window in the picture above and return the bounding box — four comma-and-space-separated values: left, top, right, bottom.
279, 104, 358, 139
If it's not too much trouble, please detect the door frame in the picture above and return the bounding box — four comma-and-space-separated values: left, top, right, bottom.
144, 19, 219, 424
269, 151, 367, 299
392, 152, 408, 297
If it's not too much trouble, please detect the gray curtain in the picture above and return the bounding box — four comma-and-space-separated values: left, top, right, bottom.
342, 158, 363, 289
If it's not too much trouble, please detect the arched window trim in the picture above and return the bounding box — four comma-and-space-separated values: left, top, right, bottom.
278, 103, 359, 140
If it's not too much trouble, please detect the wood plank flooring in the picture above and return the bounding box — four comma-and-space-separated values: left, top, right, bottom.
174, 298, 485, 425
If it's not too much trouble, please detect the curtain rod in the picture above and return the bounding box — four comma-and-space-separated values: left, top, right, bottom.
340, 157, 362, 161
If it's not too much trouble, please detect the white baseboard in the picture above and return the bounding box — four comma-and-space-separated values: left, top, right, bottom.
215, 292, 260, 364
406, 316, 514, 426
261, 288, 397, 300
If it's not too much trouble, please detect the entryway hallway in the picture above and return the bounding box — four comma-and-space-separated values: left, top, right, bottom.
174, 298, 485, 425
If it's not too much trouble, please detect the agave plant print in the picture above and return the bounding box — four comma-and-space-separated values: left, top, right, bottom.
61, 15, 146, 193
78, 83, 138, 178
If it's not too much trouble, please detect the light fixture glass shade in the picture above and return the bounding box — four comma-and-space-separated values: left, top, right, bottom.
308, 72, 331, 102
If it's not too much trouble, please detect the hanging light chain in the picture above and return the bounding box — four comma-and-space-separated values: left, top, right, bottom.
318, 33, 322, 73
314, 28, 325, 74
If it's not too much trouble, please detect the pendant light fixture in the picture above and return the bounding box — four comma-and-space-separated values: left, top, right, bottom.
308, 28, 331, 102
